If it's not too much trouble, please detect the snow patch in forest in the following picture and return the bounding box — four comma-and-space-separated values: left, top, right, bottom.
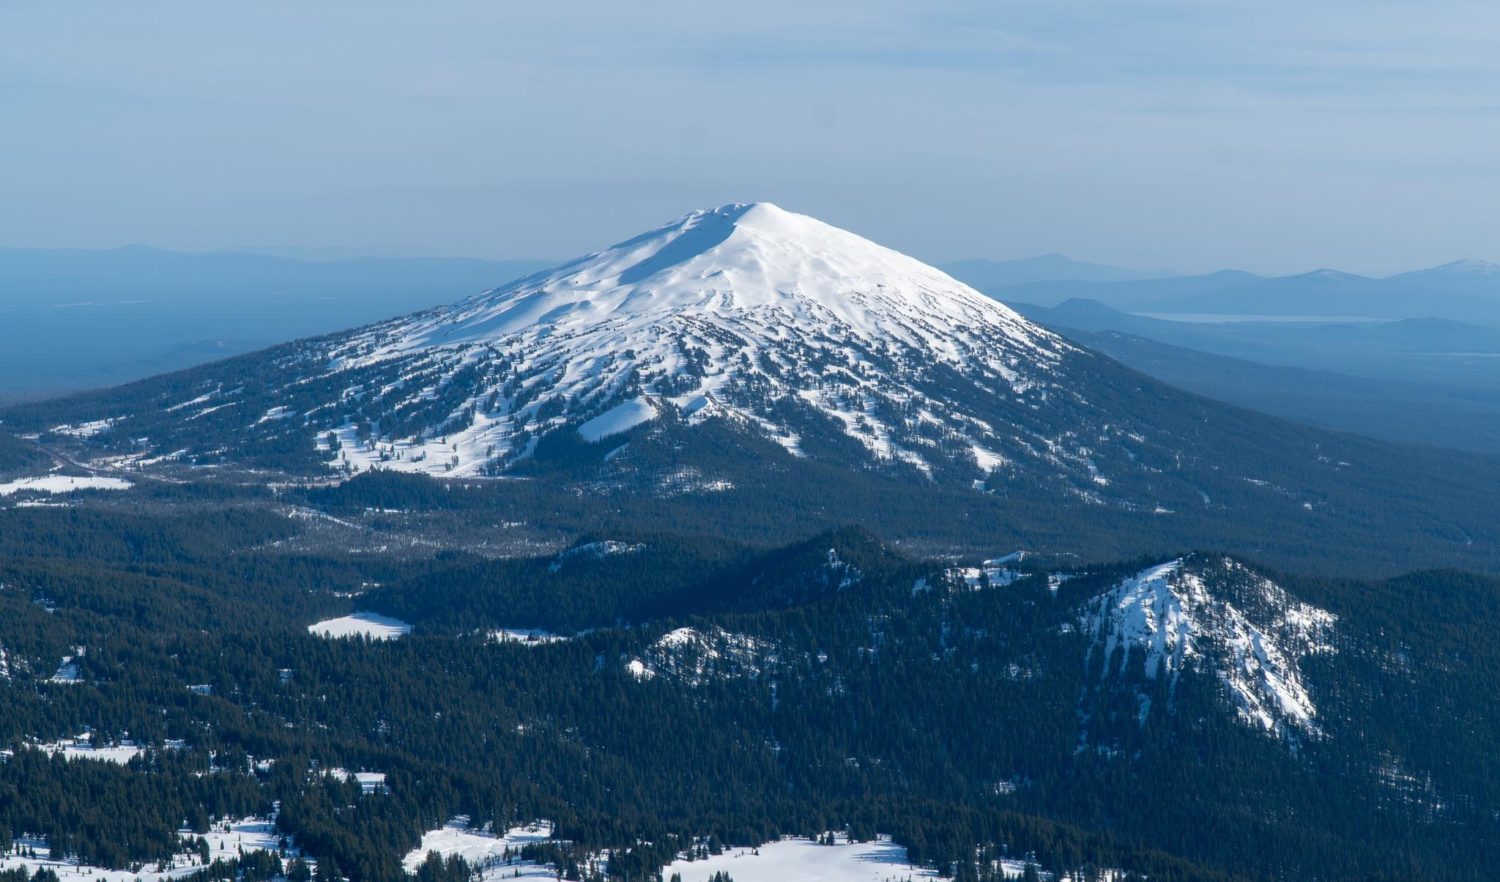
49, 419, 123, 439
48, 650, 84, 684
947, 553, 1026, 590
578, 398, 658, 442
490, 628, 570, 646
0, 475, 132, 496
307, 612, 411, 640
549, 540, 645, 571
0, 816, 291, 882
402, 820, 556, 880
627, 627, 775, 686
325, 768, 389, 793
29, 738, 142, 765
658, 834, 943, 882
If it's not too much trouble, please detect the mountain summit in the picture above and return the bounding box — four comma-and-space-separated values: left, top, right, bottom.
271, 202, 1073, 478
383, 202, 1047, 354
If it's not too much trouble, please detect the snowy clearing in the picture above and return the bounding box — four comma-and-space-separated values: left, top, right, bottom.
491, 628, 570, 646
0, 475, 133, 496
48, 419, 122, 439
946, 553, 1025, 590
48, 652, 84, 684
326, 768, 389, 793
307, 613, 411, 640
403, 820, 556, 880
0, 817, 288, 882
658, 835, 943, 882
30, 739, 143, 765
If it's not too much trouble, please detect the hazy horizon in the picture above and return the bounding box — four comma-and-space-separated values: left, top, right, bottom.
8, 2, 1500, 276
3, 237, 1495, 283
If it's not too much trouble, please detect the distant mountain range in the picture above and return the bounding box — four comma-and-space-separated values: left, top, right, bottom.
937, 253, 1172, 288
1138, 269, 1487, 320
1011, 298, 1500, 387
1393, 257, 1500, 296
945, 258, 1500, 325
1040, 325, 1500, 454
0, 245, 552, 402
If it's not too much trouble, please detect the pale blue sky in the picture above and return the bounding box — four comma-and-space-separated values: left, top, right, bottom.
5, 1, 1500, 274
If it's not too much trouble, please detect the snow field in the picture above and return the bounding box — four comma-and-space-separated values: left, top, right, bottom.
29, 739, 143, 765
307, 612, 412, 640
0, 817, 290, 882
403, 820, 556, 880
0, 475, 132, 496
490, 628, 569, 646
578, 398, 657, 442
658, 835, 942, 882
325, 768, 389, 793
1081, 558, 1337, 739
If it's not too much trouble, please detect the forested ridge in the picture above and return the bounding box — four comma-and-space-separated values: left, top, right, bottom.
0, 496, 1487, 882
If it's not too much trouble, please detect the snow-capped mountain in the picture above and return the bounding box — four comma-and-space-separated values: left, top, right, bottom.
1080, 556, 1337, 741
1390, 257, 1500, 297
27, 203, 1123, 485
305, 201, 1068, 477
1426, 257, 1500, 277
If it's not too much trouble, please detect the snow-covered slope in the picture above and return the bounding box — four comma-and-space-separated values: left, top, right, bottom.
312, 202, 1066, 476
403, 819, 556, 880
1080, 557, 1337, 740
1390, 258, 1500, 296
627, 626, 778, 686
45, 202, 1083, 483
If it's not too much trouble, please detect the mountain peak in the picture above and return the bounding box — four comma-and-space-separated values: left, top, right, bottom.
690, 200, 793, 228
1298, 268, 1365, 282
472, 199, 999, 328
243, 202, 1068, 474
1388, 258, 1500, 296
1433, 257, 1500, 275
1081, 556, 1337, 742
29, 205, 1134, 485
369, 201, 1052, 379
